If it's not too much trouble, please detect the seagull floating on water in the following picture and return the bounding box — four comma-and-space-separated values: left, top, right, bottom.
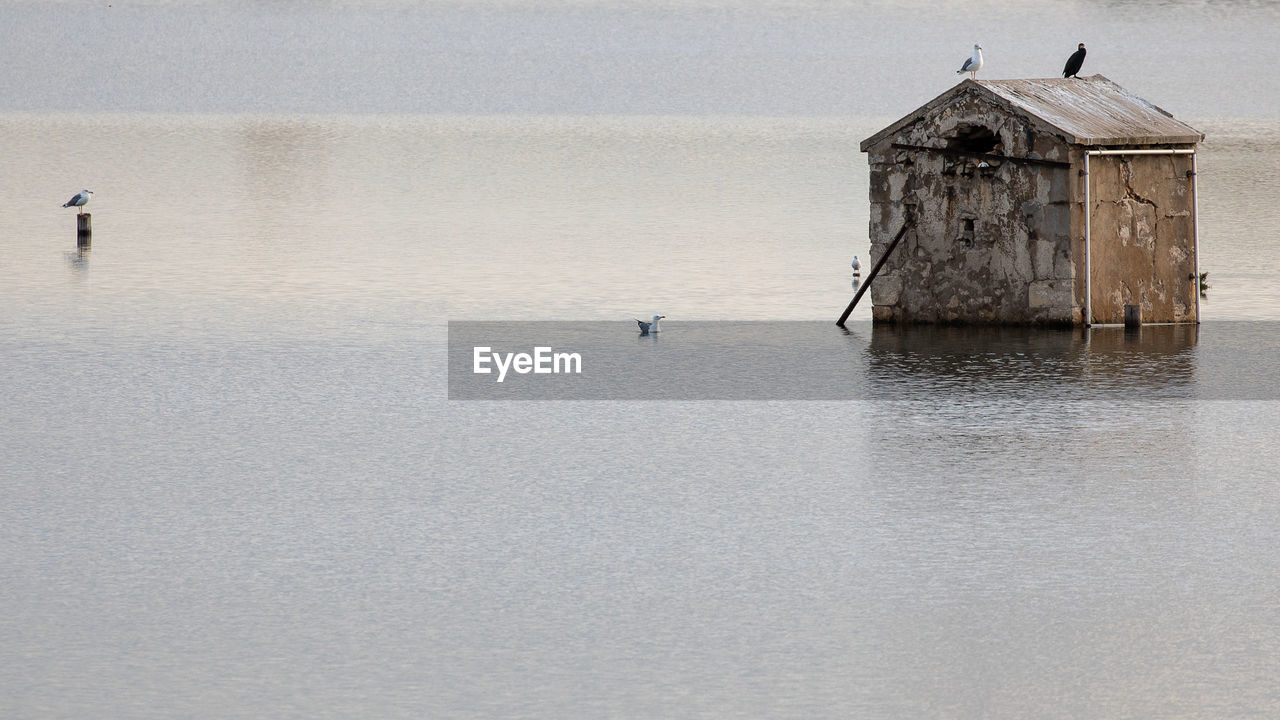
636, 314, 665, 335
957, 44, 983, 79
1062, 43, 1086, 78
62, 189, 93, 214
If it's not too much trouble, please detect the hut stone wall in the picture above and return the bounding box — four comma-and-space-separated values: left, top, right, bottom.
866, 90, 1079, 324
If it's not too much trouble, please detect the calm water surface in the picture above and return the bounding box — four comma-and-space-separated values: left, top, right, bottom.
4, 1, 1280, 718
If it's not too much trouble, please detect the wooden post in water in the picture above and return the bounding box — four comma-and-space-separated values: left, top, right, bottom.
1124, 304, 1141, 328
76, 213, 92, 250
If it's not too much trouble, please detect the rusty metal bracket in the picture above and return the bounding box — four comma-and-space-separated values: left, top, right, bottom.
891, 143, 1071, 168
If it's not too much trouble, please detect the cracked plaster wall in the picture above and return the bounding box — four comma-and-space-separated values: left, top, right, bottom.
1086, 154, 1198, 324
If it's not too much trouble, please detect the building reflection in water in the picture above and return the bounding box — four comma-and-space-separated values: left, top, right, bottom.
861, 324, 1199, 402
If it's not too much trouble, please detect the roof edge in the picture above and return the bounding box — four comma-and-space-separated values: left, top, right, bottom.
1074, 135, 1204, 147
861, 75, 1204, 153
980, 75, 1204, 146
859, 79, 981, 153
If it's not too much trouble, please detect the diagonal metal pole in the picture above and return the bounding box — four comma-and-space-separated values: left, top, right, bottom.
836, 215, 915, 327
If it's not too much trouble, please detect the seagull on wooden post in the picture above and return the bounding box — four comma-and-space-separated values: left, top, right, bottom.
957, 44, 983, 79
1062, 43, 1086, 78
62, 189, 93, 214
636, 314, 665, 335
852, 255, 861, 272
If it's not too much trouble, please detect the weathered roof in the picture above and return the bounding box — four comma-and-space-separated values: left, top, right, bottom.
861, 75, 1204, 152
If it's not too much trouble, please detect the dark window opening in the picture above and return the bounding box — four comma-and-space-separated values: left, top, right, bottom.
945, 125, 999, 154
958, 216, 977, 248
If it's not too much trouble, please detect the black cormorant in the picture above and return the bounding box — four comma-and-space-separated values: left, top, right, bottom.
1063, 43, 1086, 78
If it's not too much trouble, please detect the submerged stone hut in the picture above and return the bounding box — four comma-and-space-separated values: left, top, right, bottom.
860, 75, 1204, 325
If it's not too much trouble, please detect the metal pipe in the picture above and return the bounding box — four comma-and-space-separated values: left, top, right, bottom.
1083, 147, 1198, 327
836, 213, 915, 327
1084, 152, 1091, 326
1192, 152, 1202, 323
1085, 148, 1196, 156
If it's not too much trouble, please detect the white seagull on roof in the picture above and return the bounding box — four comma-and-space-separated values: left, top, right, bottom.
62, 189, 93, 214
957, 44, 983, 79
636, 314, 664, 335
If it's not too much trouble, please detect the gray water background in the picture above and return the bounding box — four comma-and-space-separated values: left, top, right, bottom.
4, 1, 1280, 717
